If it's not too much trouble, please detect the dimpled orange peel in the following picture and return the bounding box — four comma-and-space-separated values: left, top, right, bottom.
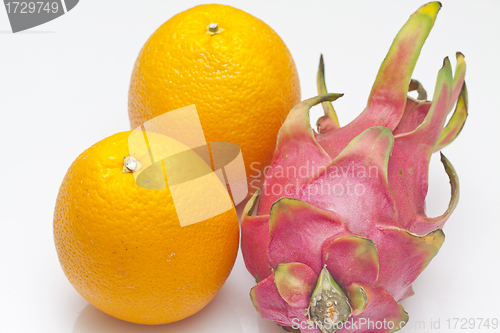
128, 4, 301, 192
53, 131, 239, 325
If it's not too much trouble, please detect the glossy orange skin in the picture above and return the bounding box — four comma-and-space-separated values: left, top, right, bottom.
128, 4, 301, 192
53, 131, 239, 325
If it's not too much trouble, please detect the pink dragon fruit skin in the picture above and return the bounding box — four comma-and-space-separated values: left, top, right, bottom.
241, 2, 467, 333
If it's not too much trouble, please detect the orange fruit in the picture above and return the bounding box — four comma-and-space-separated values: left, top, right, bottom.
128, 4, 301, 192
53, 131, 239, 325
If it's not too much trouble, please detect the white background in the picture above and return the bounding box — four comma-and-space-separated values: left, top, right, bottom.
1, 1, 499, 332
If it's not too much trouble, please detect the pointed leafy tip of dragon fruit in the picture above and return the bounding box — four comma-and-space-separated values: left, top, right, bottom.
278, 93, 344, 147
364, 1, 441, 129
408, 79, 428, 100
435, 81, 468, 152
409, 153, 459, 235
258, 93, 343, 215
387, 57, 453, 230
312, 2, 448, 161
241, 190, 273, 282
307, 266, 351, 333
317, 54, 340, 133
449, 52, 467, 110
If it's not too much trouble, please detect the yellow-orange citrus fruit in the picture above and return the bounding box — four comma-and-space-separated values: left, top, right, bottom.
128, 4, 301, 192
53, 131, 239, 325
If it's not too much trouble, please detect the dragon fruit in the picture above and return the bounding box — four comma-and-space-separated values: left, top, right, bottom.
241, 2, 467, 332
